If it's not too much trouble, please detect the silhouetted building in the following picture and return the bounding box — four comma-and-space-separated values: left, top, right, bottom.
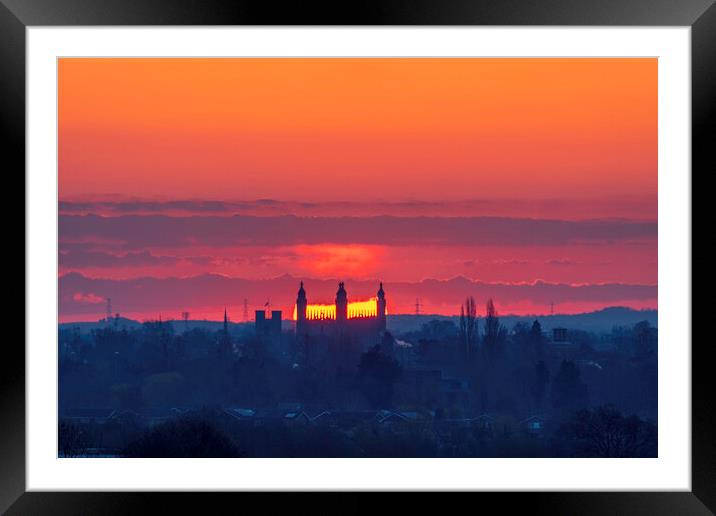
295, 282, 386, 335
553, 327, 568, 342
520, 415, 546, 438
549, 327, 577, 359
294, 281, 388, 370
256, 309, 282, 342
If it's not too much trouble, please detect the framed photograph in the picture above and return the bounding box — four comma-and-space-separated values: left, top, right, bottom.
5, 0, 712, 512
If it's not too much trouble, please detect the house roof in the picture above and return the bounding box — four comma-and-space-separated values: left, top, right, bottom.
309, 411, 331, 422
376, 410, 424, 423
474, 413, 494, 421
224, 408, 256, 419
520, 415, 545, 424
284, 411, 311, 420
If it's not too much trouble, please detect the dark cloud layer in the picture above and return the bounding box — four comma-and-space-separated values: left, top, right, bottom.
59, 248, 214, 269
60, 272, 657, 316
59, 197, 657, 219
59, 214, 656, 250
60, 249, 179, 268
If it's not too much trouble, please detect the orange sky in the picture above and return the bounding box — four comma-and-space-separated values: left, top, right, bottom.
59, 58, 656, 202
58, 58, 657, 321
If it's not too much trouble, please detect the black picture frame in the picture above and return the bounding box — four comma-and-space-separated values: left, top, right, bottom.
3, 0, 711, 512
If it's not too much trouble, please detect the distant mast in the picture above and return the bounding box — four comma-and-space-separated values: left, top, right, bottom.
243, 298, 249, 322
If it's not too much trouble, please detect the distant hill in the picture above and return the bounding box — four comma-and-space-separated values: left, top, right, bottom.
59, 317, 254, 335
386, 306, 657, 334
60, 307, 656, 335
59, 317, 143, 334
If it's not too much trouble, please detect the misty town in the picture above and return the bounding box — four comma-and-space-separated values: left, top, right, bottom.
59, 281, 657, 458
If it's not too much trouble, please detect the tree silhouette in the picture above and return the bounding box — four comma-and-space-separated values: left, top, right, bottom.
529, 319, 546, 361
483, 299, 506, 361
532, 360, 550, 408
459, 296, 478, 359
124, 416, 241, 457
566, 405, 657, 457
58, 420, 90, 457
552, 360, 589, 411
634, 320, 657, 358
380, 331, 397, 356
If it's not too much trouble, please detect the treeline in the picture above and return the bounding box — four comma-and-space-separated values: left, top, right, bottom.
59, 306, 657, 418
58, 301, 657, 457
399, 298, 657, 420
59, 403, 656, 458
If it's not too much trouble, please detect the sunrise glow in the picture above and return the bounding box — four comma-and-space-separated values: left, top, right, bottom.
292, 298, 382, 321
347, 298, 379, 319
58, 58, 657, 321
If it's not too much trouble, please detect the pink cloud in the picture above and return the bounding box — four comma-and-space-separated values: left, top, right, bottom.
72, 291, 104, 304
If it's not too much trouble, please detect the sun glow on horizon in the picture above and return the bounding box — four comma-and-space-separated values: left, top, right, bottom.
347, 298, 379, 319
292, 297, 383, 321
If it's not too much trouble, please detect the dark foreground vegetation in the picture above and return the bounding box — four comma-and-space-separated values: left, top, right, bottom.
59, 301, 657, 457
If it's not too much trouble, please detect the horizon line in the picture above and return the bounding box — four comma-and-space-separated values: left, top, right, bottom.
59, 305, 658, 326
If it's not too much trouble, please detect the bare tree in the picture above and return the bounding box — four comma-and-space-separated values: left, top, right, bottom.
459, 303, 466, 346
459, 296, 478, 359
58, 420, 90, 457
567, 405, 657, 457
483, 298, 506, 361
